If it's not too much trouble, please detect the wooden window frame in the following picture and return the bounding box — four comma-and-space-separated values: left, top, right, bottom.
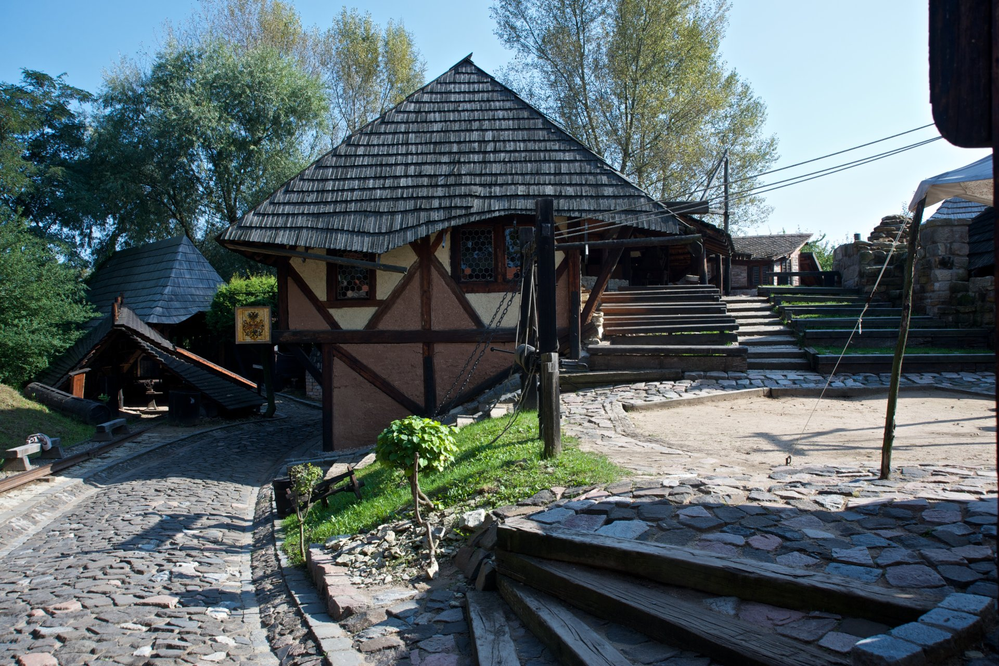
451, 220, 529, 293
325, 251, 383, 308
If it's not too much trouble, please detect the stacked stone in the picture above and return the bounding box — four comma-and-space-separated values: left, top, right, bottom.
914, 217, 974, 327
969, 276, 995, 328
832, 216, 909, 301
868, 215, 910, 245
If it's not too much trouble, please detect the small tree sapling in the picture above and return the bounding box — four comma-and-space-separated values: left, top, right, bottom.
288, 462, 323, 562
375, 416, 457, 525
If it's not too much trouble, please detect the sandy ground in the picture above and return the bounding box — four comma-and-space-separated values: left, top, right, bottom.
627, 389, 996, 476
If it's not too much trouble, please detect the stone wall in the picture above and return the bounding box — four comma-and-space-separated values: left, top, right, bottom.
913, 217, 970, 325
833, 214, 995, 329
832, 215, 911, 303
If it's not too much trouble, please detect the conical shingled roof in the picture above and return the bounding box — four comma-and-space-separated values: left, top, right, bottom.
86, 236, 224, 325
218, 57, 681, 255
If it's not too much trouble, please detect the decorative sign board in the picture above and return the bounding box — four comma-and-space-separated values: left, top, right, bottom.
235, 306, 272, 344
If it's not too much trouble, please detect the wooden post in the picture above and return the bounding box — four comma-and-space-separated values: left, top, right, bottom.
518, 227, 539, 411
261, 346, 276, 418
539, 352, 561, 458
880, 199, 926, 479
723, 154, 732, 295
568, 249, 581, 359
321, 343, 334, 451
536, 199, 561, 457
419, 239, 437, 417
992, 0, 998, 552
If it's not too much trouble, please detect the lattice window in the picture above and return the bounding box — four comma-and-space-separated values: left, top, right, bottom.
333, 252, 372, 300
504, 227, 521, 280
459, 227, 495, 282
751, 266, 761, 286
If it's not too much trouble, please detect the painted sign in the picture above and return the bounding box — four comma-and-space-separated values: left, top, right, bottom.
235, 306, 272, 344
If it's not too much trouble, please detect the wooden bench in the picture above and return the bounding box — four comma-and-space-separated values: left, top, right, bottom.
93, 418, 129, 442
3, 434, 64, 472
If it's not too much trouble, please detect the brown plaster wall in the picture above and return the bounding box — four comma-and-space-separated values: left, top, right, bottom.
434, 341, 515, 406
288, 278, 335, 330
333, 359, 410, 449
431, 268, 477, 329
371, 274, 421, 329
342, 343, 424, 406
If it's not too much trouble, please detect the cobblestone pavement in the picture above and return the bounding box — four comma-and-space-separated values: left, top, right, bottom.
0, 403, 321, 666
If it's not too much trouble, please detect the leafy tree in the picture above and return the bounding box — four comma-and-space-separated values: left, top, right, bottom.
316, 8, 427, 143
0, 70, 94, 248
288, 462, 323, 562
0, 210, 96, 387
491, 0, 777, 229
89, 41, 327, 275
376, 416, 458, 525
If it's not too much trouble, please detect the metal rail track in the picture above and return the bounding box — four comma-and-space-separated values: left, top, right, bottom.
0, 418, 163, 495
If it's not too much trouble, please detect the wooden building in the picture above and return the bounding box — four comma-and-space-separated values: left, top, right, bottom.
218, 58, 698, 451
731, 234, 812, 291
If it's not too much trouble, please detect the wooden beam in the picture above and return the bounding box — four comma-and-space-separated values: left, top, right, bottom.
287, 265, 342, 331
496, 553, 849, 666
557, 233, 700, 251
225, 243, 409, 273
568, 249, 581, 359
497, 578, 631, 666
277, 260, 290, 329
274, 328, 518, 345
580, 227, 633, 325
495, 518, 936, 625
366, 258, 421, 331
330, 344, 424, 415
321, 344, 334, 451
431, 258, 487, 328
466, 590, 521, 666
418, 239, 437, 416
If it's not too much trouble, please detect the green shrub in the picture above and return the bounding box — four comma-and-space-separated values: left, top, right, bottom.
205, 274, 277, 339
288, 462, 323, 562
376, 416, 458, 524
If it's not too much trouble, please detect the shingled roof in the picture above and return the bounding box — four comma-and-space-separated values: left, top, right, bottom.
732, 234, 812, 261
87, 236, 223, 325
37, 306, 262, 413
218, 57, 681, 256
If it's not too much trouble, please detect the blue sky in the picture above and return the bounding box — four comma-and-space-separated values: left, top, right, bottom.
0, 1, 989, 244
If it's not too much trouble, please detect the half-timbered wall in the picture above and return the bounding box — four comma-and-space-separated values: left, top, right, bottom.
283, 223, 572, 450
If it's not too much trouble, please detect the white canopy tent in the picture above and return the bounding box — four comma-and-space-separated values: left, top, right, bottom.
909, 154, 994, 211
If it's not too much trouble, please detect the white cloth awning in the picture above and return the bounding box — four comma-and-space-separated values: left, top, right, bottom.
909, 154, 993, 211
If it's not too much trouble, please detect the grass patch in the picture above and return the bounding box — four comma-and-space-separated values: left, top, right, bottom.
283, 411, 625, 562
780, 300, 852, 306
809, 345, 983, 356
0, 383, 94, 451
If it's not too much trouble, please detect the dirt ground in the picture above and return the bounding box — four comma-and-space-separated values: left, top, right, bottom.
627, 389, 996, 476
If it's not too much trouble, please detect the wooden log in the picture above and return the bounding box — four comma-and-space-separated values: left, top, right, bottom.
495, 518, 937, 625
497, 577, 633, 666
587, 345, 747, 357
466, 590, 521, 666
556, 233, 701, 251
273, 328, 518, 345
496, 553, 849, 666
24, 383, 111, 425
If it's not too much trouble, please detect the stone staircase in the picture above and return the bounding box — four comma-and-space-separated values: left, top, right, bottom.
723, 296, 810, 371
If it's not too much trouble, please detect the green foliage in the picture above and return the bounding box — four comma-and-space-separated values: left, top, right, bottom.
802, 234, 834, 271
288, 462, 323, 561
88, 40, 327, 276
206, 274, 277, 339
0, 70, 95, 252
317, 7, 427, 143
491, 0, 778, 230
376, 416, 458, 477
0, 212, 96, 387
283, 412, 624, 563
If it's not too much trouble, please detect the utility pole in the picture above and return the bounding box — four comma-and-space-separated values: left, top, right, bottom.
723, 152, 732, 296
535, 198, 561, 458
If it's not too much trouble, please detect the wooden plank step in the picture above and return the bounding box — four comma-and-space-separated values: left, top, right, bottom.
601, 305, 728, 316
496, 553, 849, 666
603, 324, 738, 335
607, 332, 739, 346
782, 306, 898, 317
495, 518, 938, 626
587, 345, 747, 357
466, 590, 521, 666
601, 293, 721, 303
757, 286, 858, 296
618, 284, 719, 291
603, 315, 737, 325
498, 577, 632, 666
790, 316, 940, 330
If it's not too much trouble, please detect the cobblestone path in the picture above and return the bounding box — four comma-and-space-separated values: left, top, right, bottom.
0, 410, 320, 666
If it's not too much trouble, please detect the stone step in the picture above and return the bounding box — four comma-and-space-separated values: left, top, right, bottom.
746, 346, 808, 359
747, 358, 813, 370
